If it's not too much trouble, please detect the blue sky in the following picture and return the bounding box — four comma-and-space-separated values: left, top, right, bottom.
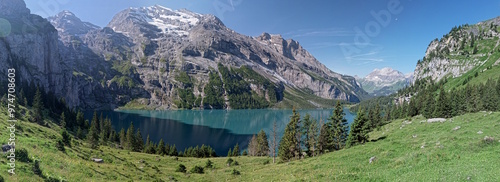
26, 0, 500, 77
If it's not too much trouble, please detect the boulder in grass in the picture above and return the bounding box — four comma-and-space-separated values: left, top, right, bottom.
483, 136, 495, 143
369, 156, 377, 164
427, 118, 446, 123
452, 126, 461, 131
91, 158, 103, 163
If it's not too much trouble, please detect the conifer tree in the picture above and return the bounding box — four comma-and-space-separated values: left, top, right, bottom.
119, 128, 126, 148
126, 123, 136, 151
157, 139, 166, 156
227, 148, 232, 157
135, 129, 144, 152
346, 109, 369, 148
257, 130, 269, 156
308, 118, 319, 157
32, 87, 44, 124
278, 108, 301, 160
232, 143, 240, 156
301, 113, 313, 156
60, 112, 66, 128
318, 122, 332, 153
76, 110, 85, 129
169, 144, 178, 156
87, 116, 100, 149
330, 101, 349, 150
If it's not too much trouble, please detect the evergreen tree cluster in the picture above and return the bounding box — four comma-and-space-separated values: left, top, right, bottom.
278, 102, 350, 161
355, 76, 500, 121
181, 144, 217, 158
247, 130, 269, 156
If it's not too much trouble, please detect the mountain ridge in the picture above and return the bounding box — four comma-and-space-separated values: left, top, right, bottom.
0, 2, 367, 110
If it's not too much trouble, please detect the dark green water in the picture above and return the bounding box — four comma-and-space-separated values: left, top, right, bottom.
85, 108, 355, 156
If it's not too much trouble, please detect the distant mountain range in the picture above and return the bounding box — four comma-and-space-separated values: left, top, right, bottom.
356, 67, 413, 96
0, 1, 368, 110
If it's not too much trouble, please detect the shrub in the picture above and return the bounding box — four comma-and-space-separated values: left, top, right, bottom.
231, 169, 241, 175
226, 158, 234, 166
56, 139, 65, 152
263, 160, 270, 165
0, 175, 4, 182
61, 130, 72, 147
175, 164, 186, 173
190, 165, 204, 174
233, 161, 239, 166
32, 160, 43, 177
205, 159, 213, 169
44, 176, 59, 182
15, 148, 30, 162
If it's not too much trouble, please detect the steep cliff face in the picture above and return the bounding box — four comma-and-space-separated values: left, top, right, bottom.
1, 1, 367, 110
0, 0, 67, 103
414, 17, 500, 82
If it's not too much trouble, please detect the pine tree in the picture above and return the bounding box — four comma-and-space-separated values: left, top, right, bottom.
100, 118, 111, 143
278, 108, 301, 161
91, 111, 99, 132
76, 127, 85, 139
227, 148, 232, 157
157, 139, 166, 155
318, 122, 332, 153
329, 101, 349, 150
60, 112, 67, 128
257, 130, 269, 156
32, 87, 44, 124
126, 123, 136, 151
135, 129, 144, 152
422, 90, 435, 118
119, 128, 126, 148
482, 79, 499, 111
232, 143, 240, 156
144, 135, 152, 153
169, 144, 178, 156
76, 110, 85, 129
61, 130, 71, 147
346, 109, 369, 148
308, 118, 319, 157
434, 86, 451, 118
302, 113, 313, 156
87, 116, 100, 149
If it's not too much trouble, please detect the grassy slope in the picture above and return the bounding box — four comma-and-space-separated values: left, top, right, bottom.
1, 106, 499, 181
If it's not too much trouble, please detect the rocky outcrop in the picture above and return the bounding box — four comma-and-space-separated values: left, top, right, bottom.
414, 16, 500, 82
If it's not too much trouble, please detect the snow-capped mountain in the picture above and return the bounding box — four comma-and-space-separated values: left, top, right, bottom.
108, 5, 203, 38
357, 67, 412, 96
47, 10, 100, 36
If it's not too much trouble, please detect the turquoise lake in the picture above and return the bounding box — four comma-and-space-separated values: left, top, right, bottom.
86, 108, 355, 156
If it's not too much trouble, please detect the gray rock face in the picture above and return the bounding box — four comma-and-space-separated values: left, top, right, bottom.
414, 16, 500, 82
1, 1, 367, 109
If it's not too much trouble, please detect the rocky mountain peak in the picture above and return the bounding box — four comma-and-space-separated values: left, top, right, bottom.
48, 10, 100, 36
0, 0, 30, 18
108, 5, 203, 38
358, 67, 411, 96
